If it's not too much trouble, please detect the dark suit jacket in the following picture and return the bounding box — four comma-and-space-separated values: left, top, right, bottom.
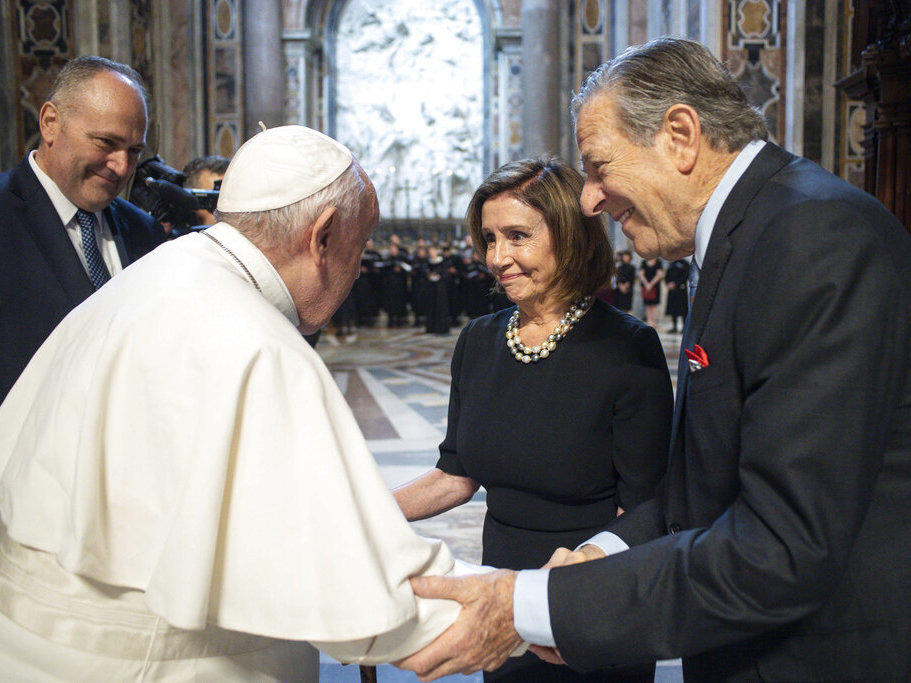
0, 157, 166, 401
548, 143, 911, 680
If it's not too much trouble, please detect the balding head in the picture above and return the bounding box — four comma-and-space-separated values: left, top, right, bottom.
48, 56, 148, 116
35, 57, 148, 212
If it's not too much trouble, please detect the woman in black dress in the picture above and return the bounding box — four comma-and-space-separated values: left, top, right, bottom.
381, 243, 410, 327
395, 158, 672, 682
613, 250, 636, 312
638, 258, 663, 326
663, 258, 689, 333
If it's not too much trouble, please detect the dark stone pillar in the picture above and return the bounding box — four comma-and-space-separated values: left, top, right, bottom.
0, 1, 16, 170
521, 0, 562, 157
242, 0, 284, 138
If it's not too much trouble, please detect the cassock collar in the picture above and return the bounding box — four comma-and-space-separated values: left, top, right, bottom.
205, 222, 300, 327
693, 139, 766, 269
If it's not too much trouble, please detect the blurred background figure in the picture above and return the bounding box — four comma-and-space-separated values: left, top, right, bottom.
182, 155, 229, 226
612, 250, 635, 314
663, 258, 689, 333
382, 243, 410, 327
424, 246, 451, 335
638, 257, 663, 327
410, 245, 432, 328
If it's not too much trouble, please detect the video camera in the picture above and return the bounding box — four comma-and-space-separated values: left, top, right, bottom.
129, 156, 220, 235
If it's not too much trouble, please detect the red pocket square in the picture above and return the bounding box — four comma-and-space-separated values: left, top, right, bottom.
685, 344, 709, 371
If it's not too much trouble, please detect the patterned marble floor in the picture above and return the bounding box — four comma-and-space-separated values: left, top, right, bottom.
315, 322, 684, 681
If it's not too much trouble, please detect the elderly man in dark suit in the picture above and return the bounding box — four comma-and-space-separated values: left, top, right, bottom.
399, 38, 911, 681
0, 56, 165, 402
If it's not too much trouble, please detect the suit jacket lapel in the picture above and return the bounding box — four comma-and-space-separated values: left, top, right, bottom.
104, 202, 131, 266
670, 143, 796, 445
671, 235, 733, 445
9, 159, 93, 305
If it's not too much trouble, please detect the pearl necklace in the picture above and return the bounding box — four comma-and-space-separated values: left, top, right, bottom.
505, 296, 592, 364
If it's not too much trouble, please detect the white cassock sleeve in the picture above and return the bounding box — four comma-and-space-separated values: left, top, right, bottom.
139, 342, 464, 663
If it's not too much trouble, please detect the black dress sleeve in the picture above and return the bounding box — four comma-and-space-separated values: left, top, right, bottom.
610, 324, 673, 511
435, 323, 470, 476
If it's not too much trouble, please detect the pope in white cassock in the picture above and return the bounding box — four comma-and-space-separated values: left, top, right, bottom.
0, 126, 479, 680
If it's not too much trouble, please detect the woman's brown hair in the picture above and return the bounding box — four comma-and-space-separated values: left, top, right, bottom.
467, 157, 614, 304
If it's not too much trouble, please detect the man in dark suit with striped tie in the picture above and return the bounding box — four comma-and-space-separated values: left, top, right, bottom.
0, 56, 165, 402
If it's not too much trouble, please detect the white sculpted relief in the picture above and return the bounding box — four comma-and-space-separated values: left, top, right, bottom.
336, 0, 484, 220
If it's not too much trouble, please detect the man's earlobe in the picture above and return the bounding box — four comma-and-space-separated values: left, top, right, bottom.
309, 205, 338, 261
38, 102, 60, 144
663, 104, 700, 174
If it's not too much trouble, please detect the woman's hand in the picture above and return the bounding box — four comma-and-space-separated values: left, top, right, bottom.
541, 544, 605, 569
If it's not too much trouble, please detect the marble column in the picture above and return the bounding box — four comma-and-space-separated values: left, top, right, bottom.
521, 0, 562, 157
72, 1, 100, 56
242, 0, 284, 138
109, 0, 133, 65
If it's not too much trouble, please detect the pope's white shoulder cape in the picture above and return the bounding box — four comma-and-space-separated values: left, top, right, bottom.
0, 224, 460, 663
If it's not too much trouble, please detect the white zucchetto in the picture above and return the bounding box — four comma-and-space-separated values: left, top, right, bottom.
216, 125, 353, 212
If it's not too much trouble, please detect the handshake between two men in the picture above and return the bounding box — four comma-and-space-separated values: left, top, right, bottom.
398, 544, 604, 680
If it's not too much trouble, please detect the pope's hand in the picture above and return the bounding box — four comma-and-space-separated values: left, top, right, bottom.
395, 571, 521, 681
542, 543, 605, 569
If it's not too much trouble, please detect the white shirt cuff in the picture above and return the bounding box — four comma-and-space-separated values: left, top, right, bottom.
511, 536, 628, 651
577, 531, 629, 557
512, 569, 555, 647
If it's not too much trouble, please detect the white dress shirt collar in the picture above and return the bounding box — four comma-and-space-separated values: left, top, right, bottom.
205, 222, 300, 327
28, 150, 92, 226
693, 139, 766, 269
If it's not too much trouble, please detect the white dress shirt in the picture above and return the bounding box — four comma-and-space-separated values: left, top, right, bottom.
512, 139, 768, 648
28, 150, 124, 277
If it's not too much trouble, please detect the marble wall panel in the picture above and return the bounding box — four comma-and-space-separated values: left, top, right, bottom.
723, 0, 785, 144
573, 0, 607, 82
283, 41, 306, 125
207, 0, 243, 157
627, 0, 648, 46
833, 0, 864, 187
496, 45, 523, 164
159, 0, 195, 168
130, 0, 153, 119
7, 0, 75, 157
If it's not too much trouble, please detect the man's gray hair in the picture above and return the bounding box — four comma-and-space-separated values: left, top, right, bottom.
571, 38, 768, 153
215, 163, 366, 255
49, 55, 148, 112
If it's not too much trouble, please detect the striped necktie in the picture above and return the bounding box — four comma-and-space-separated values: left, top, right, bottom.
75, 209, 111, 289
687, 258, 700, 305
